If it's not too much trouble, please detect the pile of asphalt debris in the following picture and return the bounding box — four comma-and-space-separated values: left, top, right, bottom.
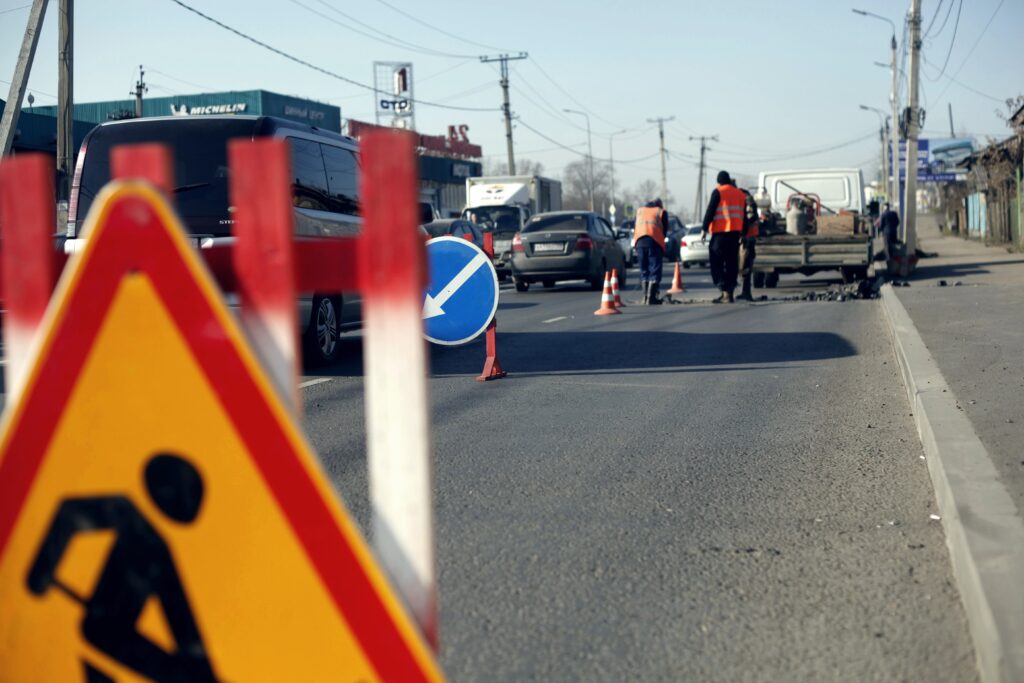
774, 277, 883, 303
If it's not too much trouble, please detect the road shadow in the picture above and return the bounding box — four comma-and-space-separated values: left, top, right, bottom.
429, 329, 855, 377
497, 302, 539, 310
911, 258, 1024, 280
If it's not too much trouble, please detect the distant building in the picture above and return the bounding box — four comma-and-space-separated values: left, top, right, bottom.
26, 89, 341, 132
0, 98, 94, 156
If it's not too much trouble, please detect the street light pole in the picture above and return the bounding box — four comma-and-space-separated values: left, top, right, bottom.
902, 0, 923, 276
860, 105, 890, 203
854, 8, 901, 218
564, 109, 594, 212
608, 129, 627, 225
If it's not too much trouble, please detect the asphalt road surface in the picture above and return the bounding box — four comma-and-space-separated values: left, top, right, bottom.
301, 268, 978, 682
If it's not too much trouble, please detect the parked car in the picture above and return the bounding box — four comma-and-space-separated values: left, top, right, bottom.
423, 218, 484, 248
614, 224, 633, 267
65, 115, 362, 365
510, 211, 627, 291
679, 225, 709, 267
663, 214, 687, 262
618, 219, 636, 264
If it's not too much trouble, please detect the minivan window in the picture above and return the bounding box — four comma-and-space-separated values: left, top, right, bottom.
75, 118, 259, 237
289, 138, 330, 212
321, 144, 359, 215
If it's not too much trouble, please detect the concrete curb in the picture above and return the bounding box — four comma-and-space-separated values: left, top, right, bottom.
880, 285, 1024, 683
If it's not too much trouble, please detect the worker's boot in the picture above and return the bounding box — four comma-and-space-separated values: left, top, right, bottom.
712, 289, 729, 304
727, 289, 735, 303
737, 277, 754, 301
649, 283, 663, 306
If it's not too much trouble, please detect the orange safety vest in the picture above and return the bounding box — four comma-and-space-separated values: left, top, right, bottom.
710, 184, 747, 234
633, 206, 666, 249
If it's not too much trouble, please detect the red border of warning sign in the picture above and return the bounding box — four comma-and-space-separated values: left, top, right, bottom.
0, 182, 441, 681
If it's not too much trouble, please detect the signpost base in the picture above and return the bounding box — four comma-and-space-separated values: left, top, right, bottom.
476, 318, 506, 382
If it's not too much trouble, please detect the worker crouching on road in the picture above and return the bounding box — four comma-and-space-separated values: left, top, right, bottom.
633, 198, 669, 305
701, 171, 749, 304
736, 188, 760, 301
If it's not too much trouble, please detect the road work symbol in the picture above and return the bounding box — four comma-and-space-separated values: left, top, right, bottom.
26, 453, 216, 683
422, 235, 499, 345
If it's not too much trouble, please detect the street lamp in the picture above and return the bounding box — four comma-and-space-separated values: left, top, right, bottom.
607, 129, 627, 225
860, 105, 891, 205
564, 109, 594, 212
853, 7, 901, 218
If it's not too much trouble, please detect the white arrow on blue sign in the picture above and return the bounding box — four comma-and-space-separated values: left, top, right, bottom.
422, 236, 499, 345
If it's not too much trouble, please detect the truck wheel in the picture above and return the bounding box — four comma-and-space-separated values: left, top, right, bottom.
513, 276, 529, 292
765, 272, 779, 289
753, 272, 766, 288
682, 262, 691, 269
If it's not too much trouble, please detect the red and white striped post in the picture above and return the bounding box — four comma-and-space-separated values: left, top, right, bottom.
0, 155, 56, 400
228, 139, 299, 414
359, 131, 438, 648
477, 230, 506, 381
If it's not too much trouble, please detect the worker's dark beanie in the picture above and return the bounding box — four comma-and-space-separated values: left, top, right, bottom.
716, 171, 732, 184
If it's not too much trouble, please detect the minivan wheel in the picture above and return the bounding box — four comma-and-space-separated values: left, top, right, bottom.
513, 276, 529, 292
304, 295, 341, 365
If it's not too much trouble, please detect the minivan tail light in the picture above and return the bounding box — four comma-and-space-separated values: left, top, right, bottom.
574, 233, 593, 250
512, 232, 524, 252
66, 138, 88, 237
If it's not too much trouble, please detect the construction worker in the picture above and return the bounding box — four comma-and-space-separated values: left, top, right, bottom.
701, 171, 748, 303
633, 198, 669, 305
736, 188, 760, 301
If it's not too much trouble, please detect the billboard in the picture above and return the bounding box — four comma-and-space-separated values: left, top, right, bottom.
374, 62, 415, 130
892, 137, 973, 182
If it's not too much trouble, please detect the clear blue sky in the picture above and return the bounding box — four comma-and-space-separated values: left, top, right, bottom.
2, 0, 1020, 216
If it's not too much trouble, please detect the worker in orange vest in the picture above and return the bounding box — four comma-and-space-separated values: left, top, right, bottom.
700, 171, 750, 304
737, 188, 761, 301
632, 198, 669, 305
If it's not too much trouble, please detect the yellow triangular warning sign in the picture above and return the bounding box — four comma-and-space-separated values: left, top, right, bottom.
0, 182, 443, 682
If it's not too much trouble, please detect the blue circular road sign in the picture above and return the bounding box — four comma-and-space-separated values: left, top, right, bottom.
423, 236, 499, 346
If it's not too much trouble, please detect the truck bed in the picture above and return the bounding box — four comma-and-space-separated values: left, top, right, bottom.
754, 233, 872, 279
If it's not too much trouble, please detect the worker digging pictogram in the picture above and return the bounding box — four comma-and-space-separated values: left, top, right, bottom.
27, 453, 216, 683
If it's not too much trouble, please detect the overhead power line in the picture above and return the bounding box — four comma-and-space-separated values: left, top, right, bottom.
923, 0, 947, 37
165, 0, 498, 112
706, 131, 876, 164
527, 58, 627, 130
924, 0, 962, 81
290, 0, 477, 59
933, 0, 1006, 105
0, 4, 31, 15
371, 0, 513, 52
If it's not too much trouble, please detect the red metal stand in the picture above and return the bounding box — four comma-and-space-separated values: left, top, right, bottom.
476, 231, 507, 381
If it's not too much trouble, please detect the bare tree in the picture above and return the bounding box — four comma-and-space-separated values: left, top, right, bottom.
621, 180, 677, 218
561, 157, 613, 211
482, 157, 545, 176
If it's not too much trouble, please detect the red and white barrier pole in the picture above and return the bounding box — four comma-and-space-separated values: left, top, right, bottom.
477, 230, 506, 381
0, 155, 56, 400
359, 131, 438, 648
229, 139, 299, 414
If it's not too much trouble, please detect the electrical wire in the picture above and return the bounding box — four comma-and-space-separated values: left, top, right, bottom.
527, 58, 628, 130
922, 58, 1004, 102
371, 0, 514, 52
924, 0, 962, 82
165, 0, 500, 112
146, 67, 217, 93
0, 78, 57, 101
0, 3, 31, 15
924, 0, 947, 37
933, 0, 1006, 105
705, 131, 876, 164
292, 0, 477, 59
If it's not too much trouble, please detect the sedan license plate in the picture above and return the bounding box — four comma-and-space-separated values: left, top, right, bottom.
534, 242, 563, 253
494, 239, 512, 252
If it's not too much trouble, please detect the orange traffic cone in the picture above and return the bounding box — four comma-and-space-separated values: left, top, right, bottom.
593, 271, 621, 315
610, 268, 625, 308
667, 262, 685, 295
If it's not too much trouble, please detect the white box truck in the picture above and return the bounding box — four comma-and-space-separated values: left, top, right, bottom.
462, 176, 562, 277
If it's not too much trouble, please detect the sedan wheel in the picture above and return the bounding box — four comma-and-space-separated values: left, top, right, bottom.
304, 295, 340, 365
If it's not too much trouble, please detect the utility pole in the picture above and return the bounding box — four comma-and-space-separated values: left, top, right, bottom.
889, 31, 900, 221
56, 0, 73, 205
608, 129, 626, 226
902, 0, 922, 277
647, 116, 673, 203
480, 52, 527, 175
0, 0, 49, 157
689, 134, 718, 218
132, 64, 147, 119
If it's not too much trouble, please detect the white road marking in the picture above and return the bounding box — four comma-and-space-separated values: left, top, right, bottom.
542, 316, 568, 324
298, 377, 332, 389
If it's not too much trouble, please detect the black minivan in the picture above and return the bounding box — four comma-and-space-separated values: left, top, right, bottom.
66, 115, 361, 364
